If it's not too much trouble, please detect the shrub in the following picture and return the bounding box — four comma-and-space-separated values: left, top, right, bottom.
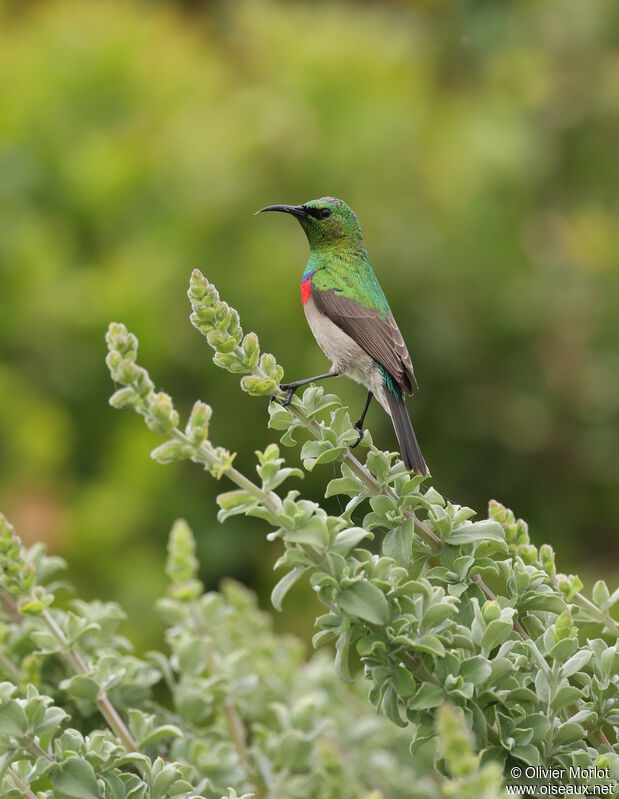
0, 272, 617, 797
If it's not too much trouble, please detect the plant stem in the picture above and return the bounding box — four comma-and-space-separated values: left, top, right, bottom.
20, 735, 53, 762
39, 609, 138, 753
0, 591, 23, 624
8, 766, 39, 799
599, 729, 615, 752
0, 589, 138, 755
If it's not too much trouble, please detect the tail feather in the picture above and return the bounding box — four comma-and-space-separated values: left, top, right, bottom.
385, 389, 428, 475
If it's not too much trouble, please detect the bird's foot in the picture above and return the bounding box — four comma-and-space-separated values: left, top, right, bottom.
278, 383, 297, 407
351, 422, 365, 449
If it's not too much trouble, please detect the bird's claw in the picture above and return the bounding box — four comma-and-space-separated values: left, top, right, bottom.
351, 422, 364, 449
278, 384, 296, 407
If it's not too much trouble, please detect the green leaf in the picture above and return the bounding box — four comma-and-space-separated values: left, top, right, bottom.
141, 724, 183, 747
60, 675, 100, 702
50, 757, 101, 799
0, 701, 28, 737
301, 440, 348, 470
101, 772, 125, 799
331, 527, 373, 555
408, 683, 445, 710
507, 688, 539, 704
480, 619, 513, 650
411, 634, 446, 658
19, 599, 45, 615
383, 519, 414, 566
325, 477, 362, 498
335, 630, 353, 683
366, 450, 390, 483
337, 581, 389, 625
421, 603, 455, 631
445, 520, 506, 546
216, 490, 258, 521
553, 722, 586, 747
592, 580, 610, 610
459, 656, 492, 686
519, 593, 567, 614
150, 440, 191, 464
534, 670, 550, 703
382, 685, 407, 727
561, 650, 592, 678
35, 706, 69, 738
391, 663, 418, 699
549, 638, 578, 663
551, 685, 583, 711
268, 404, 294, 430
271, 567, 307, 611
512, 744, 540, 767
284, 517, 329, 548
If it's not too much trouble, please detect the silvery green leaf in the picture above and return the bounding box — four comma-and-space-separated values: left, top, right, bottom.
512, 744, 540, 766
519, 593, 566, 614
331, 526, 373, 555
365, 451, 390, 484
382, 685, 407, 727
335, 630, 353, 683
141, 724, 183, 747
50, 757, 101, 799
592, 580, 611, 610
551, 685, 583, 711
445, 520, 506, 547
421, 603, 455, 632
336, 581, 389, 625
459, 656, 492, 686
383, 519, 414, 566
411, 634, 446, 658
480, 619, 513, 651
284, 517, 329, 548
60, 675, 100, 703
407, 683, 445, 710
0, 701, 28, 737
561, 650, 592, 678
271, 566, 307, 611
553, 722, 586, 747
549, 638, 578, 663
534, 670, 550, 703
506, 687, 539, 704
325, 476, 363, 498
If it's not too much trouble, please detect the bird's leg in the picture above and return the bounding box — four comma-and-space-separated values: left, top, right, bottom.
279, 370, 340, 407
351, 391, 373, 448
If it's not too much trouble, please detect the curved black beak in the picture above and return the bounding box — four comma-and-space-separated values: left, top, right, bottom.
256, 204, 308, 219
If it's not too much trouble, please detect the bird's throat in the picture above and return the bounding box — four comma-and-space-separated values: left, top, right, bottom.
300, 277, 312, 305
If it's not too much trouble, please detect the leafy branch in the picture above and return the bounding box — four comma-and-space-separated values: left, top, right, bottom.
0, 516, 138, 755
102, 273, 618, 781
1, 271, 617, 798
187, 270, 617, 639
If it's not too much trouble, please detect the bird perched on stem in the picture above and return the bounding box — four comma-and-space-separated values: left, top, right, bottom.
258, 196, 428, 476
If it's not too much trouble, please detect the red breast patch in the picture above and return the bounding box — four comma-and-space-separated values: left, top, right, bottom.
301, 278, 312, 305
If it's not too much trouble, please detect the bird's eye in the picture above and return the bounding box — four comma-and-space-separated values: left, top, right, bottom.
320, 208, 331, 219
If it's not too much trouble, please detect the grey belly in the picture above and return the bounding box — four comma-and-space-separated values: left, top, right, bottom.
304, 297, 389, 412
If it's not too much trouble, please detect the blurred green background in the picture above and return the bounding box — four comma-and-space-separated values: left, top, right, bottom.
1, 0, 618, 650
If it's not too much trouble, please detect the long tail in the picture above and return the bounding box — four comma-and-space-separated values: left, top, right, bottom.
385, 389, 428, 475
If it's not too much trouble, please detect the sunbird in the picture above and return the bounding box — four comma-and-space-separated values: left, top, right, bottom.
259, 196, 428, 475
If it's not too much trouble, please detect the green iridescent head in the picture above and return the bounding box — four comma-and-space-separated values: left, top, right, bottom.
258, 197, 365, 250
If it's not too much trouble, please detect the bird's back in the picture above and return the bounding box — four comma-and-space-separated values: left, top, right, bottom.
309, 250, 392, 320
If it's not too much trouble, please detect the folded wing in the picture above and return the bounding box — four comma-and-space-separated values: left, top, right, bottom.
312, 287, 417, 395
